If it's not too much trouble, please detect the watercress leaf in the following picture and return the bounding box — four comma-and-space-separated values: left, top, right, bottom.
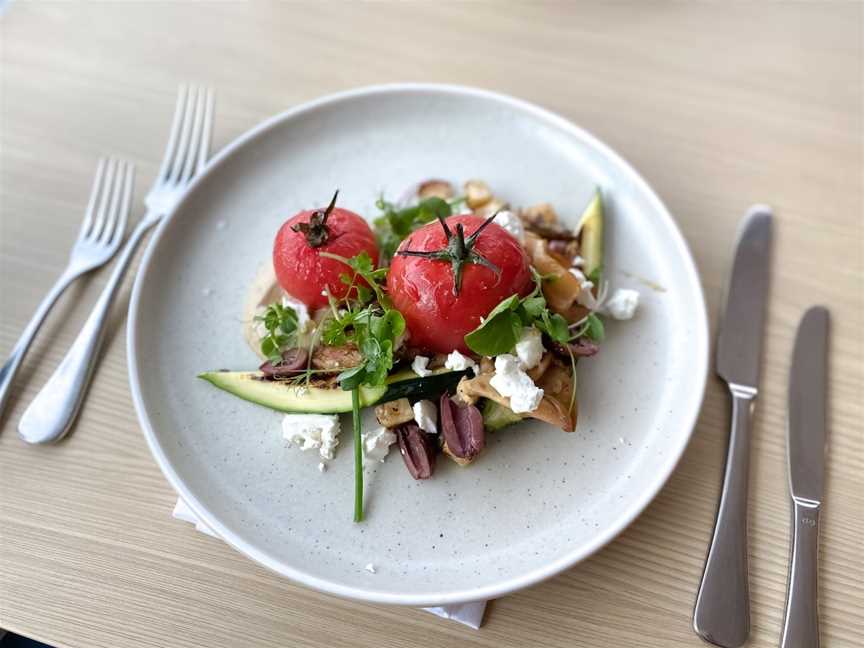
338, 365, 366, 391
355, 285, 373, 304
485, 294, 521, 320
417, 197, 451, 223
520, 295, 547, 321
464, 311, 522, 356
543, 312, 571, 343
586, 313, 606, 342
339, 272, 352, 286
588, 264, 603, 284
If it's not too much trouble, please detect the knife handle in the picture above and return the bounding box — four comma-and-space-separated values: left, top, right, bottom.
780, 500, 820, 648
693, 384, 754, 648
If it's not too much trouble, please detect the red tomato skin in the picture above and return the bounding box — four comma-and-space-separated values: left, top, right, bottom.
273, 208, 379, 309
387, 214, 533, 354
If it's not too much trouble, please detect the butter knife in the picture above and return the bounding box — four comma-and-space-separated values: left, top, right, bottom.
780, 306, 830, 648
693, 206, 773, 647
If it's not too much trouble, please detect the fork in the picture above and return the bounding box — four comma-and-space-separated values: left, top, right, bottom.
18, 85, 214, 444
0, 158, 133, 420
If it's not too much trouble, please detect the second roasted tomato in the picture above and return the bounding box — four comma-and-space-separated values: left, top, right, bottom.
387, 213, 533, 354
273, 192, 379, 310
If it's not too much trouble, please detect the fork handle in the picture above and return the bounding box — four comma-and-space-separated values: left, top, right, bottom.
0, 269, 80, 420
693, 383, 755, 648
17, 215, 158, 443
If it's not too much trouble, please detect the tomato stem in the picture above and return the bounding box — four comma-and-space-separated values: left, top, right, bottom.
291, 189, 339, 248
396, 211, 503, 295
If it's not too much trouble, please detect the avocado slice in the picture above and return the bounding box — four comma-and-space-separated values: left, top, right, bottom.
198, 367, 469, 414
481, 399, 523, 431
577, 190, 604, 280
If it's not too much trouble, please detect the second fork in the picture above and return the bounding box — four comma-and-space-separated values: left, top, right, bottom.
18, 85, 214, 444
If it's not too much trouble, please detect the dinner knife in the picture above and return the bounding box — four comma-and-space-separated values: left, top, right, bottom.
780, 306, 830, 648
693, 206, 772, 648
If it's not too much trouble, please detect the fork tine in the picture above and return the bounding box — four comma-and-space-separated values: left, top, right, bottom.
167, 85, 198, 185
78, 158, 108, 240
99, 161, 127, 245
157, 85, 190, 182
179, 86, 207, 185
89, 158, 118, 241
195, 88, 214, 175
111, 163, 134, 246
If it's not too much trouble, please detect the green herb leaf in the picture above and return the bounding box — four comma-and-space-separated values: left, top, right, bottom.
255, 302, 299, 362
373, 196, 454, 261
538, 311, 571, 343
585, 313, 606, 342
464, 294, 523, 356
587, 264, 603, 284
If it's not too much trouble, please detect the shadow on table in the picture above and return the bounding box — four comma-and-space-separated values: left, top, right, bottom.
1, 632, 55, 648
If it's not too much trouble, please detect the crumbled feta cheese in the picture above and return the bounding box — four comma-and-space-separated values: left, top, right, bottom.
493, 210, 525, 243
569, 267, 587, 282
281, 294, 311, 331
445, 350, 477, 373
365, 563, 377, 574
603, 288, 640, 320
571, 255, 585, 267
489, 354, 544, 413
514, 327, 544, 370
362, 426, 397, 464
318, 462, 327, 472
282, 414, 341, 460
411, 355, 432, 377
413, 399, 438, 433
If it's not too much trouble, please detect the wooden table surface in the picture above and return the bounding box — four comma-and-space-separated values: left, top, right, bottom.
1, 3, 861, 647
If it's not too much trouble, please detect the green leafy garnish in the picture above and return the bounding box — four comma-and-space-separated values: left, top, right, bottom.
587, 264, 603, 284
315, 251, 407, 523
255, 302, 299, 362
373, 196, 456, 261
585, 313, 606, 342
463, 270, 572, 356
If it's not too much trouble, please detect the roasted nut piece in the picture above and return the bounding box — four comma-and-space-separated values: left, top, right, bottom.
439, 393, 485, 463
396, 422, 437, 479
474, 198, 508, 219
520, 202, 559, 225
375, 398, 414, 427
464, 179, 493, 209
259, 348, 309, 379
479, 356, 494, 375
311, 344, 363, 371
418, 179, 455, 200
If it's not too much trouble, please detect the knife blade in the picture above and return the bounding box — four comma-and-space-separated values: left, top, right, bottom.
780, 306, 830, 648
716, 207, 773, 389
787, 306, 830, 504
694, 206, 773, 648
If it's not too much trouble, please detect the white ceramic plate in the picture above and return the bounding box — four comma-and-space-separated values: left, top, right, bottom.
128, 84, 708, 607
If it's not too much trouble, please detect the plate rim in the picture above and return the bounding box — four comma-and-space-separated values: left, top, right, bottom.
127, 82, 710, 606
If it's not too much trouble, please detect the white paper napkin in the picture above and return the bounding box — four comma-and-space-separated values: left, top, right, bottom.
171, 498, 487, 629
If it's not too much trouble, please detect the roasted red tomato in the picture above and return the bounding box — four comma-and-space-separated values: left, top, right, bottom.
273, 192, 379, 309
387, 213, 532, 354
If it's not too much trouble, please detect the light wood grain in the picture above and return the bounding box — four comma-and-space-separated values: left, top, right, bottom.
1, 3, 862, 647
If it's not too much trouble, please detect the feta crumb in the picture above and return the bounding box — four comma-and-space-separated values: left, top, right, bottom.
571, 255, 585, 267
603, 288, 640, 320
362, 426, 397, 464
281, 294, 311, 331
493, 210, 525, 243
318, 462, 327, 472
514, 327, 544, 370
569, 267, 587, 282
282, 414, 341, 460
365, 563, 376, 574
445, 350, 477, 373
413, 399, 438, 433
411, 355, 432, 377
489, 354, 544, 413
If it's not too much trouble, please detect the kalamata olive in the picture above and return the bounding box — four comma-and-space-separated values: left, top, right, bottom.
439, 393, 485, 460
395, 422, 436, 480
259, 348, 309, 379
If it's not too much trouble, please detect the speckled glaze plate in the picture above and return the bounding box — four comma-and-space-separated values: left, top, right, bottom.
128, 84, 709, 606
